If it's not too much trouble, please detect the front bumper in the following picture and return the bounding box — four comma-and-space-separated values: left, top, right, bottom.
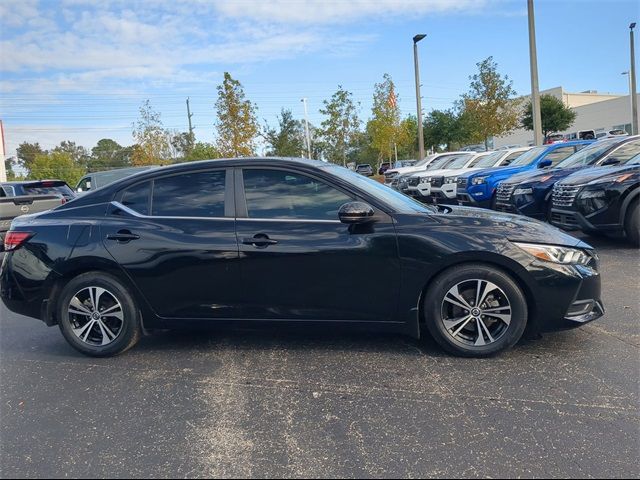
456, 192, 492, 209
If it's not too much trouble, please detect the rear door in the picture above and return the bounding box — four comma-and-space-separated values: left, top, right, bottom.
102, 168, 242, 319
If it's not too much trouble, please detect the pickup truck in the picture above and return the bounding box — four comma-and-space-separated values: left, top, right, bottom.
1, 180, 74, 251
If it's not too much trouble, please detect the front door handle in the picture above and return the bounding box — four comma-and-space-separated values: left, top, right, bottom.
106, 230, 140, 243
242, 234, 278, 248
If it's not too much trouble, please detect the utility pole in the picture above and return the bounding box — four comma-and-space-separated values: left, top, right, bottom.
630, 23, 638, 135
413, 34, 426, 161
301, 98, 312, 159
186, 97, 194, 138
527, 0, 543, 146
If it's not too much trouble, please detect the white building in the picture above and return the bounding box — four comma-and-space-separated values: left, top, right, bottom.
494, 86, 639, 148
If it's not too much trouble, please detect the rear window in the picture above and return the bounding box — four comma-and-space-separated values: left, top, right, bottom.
152, 171, 226, 217
121, 181, 151, 215
23, 183, 74, 197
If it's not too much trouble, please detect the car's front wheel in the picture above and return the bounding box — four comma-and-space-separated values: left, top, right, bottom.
423, 264, 528, 357
57, 272, 141, 357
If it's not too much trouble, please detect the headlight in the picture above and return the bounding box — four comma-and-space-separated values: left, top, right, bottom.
420, 176, 431, 183
471, 176, 488, 185
445, 177, 457, 184
513, 187, 533, 196
579, 190, 606, 199
513, 242, 591, 265
577, 189, 608, 214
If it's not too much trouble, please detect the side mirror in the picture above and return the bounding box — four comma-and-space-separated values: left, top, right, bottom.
601, 157, 621, 166
338, 202, 375, 224
538, 159, 552, 168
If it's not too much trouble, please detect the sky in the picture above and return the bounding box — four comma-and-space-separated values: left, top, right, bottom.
0, 0, 638, 160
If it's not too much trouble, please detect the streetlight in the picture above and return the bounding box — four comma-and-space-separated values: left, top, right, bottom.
413, 34, 426, 161
622, 71, 633, 133
629, 22, 638, 135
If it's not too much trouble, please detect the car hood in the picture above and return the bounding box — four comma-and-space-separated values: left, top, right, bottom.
386, 165, 428, 176
410, 166, 483, 178
558, 164, 640, 186
432, 205, 589, 247
506, 166, 583, 185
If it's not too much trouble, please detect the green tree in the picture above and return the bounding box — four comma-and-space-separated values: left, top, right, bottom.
461, 56, 520, 149
131, 100, 172, 166
16, 142, 45, 174
4, 157, 17, 180
52, 140, 89, 166
28, 151, 85, 186
170, 131, 195, 160
396, 115, 419, 159
214, 72, 259, 157
263, 109, 306, 157
319, 86, 360, 166
423, 109, 476, 151
88, 138, 132, 171
369, 74, 410, 163
185, 142, 221, 161
521, 94, 577, 138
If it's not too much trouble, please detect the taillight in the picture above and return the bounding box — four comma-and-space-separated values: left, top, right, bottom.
4, 231, 34, 251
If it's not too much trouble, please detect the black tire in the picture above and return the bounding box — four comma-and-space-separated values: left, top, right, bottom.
57, 272, 141, 357
624, 200, 639, 246
423, 264, 528, 357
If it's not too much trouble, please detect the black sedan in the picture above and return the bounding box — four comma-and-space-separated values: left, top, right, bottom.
0, 158, 603, 357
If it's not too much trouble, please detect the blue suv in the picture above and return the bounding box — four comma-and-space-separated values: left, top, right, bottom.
456, 141, 594, 208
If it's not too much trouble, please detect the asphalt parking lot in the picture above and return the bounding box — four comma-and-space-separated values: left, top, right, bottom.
0, 233, 638, 479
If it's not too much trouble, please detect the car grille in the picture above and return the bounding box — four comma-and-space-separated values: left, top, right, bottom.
431, 176, 444, 188
457, 177, 468, 190
552, 184, 581, 208
495, 183, 515, 205
550, 212, 580, 230
408, 177, 420, 187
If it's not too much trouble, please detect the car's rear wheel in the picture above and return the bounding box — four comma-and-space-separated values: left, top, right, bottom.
57, 272, 141, 357
423, 264, 528, 357
624, 200, 639, 246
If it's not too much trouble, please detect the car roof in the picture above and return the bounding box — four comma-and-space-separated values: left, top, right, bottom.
1, 179, 68, 186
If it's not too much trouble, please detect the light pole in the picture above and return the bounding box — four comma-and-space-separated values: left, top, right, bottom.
301, 98, 312, 159
413, 34, 426, 161
629, 22, 638, 135
622, 71, 633, 133
527, 0, 543, 146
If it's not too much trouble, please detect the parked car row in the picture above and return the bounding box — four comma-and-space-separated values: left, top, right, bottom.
394, 136, 640, 245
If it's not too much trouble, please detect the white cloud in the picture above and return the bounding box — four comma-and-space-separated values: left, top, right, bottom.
211, 0, 489, 24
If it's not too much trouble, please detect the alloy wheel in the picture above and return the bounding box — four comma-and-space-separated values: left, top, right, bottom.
440, 279, 512, 347
67, 286, 124, 346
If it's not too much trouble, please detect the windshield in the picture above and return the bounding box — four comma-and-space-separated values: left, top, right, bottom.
427, 154, 464, 170
443, 154, 474, 169
509, 146, 547, 166
556, 140, 617, 168
627, 153, 640, 164
471, 151, 502, 168
413, 154, 437, 168
325, 165, 434, 214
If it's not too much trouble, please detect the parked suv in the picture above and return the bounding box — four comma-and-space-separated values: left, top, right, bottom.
494, 136, 640, 219
456, 141, 593, 209
355, 164, 374, 176
384, 153, 465, 188
550, 158, 639, 244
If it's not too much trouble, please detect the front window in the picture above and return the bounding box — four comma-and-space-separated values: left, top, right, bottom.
242, 169, 353, 220
556, 140, 618, 168
427, 154, 465, 170
509, 146, 547, 166
544, 146, 580, 166
324, 165, 433, 214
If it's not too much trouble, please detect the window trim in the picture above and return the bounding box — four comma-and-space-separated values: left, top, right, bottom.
236, 166, 357, 221
113, 167, 234, 219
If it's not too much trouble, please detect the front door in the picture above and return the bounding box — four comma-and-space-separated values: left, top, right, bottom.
234, 167, 400, 322
102, 168, 242, 319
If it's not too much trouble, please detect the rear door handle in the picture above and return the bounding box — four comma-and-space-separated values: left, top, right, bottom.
106, 230, 140, 242
242, 234, 278, 248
